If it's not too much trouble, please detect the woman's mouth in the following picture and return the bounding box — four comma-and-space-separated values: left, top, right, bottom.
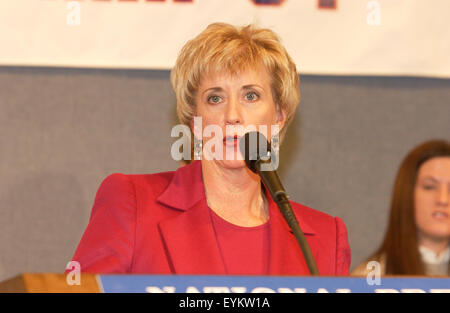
223, 135, 240, 147
432, 211, 449, 220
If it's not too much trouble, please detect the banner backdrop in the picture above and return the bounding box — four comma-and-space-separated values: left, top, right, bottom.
1, 0, 449, 78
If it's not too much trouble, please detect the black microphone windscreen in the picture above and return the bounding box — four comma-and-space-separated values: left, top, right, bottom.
238, 131, 271, 173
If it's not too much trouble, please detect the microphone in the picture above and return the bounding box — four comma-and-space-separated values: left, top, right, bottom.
239, 131, 319, 276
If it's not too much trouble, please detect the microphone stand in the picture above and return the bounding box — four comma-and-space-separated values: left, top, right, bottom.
255, 158, 320, 276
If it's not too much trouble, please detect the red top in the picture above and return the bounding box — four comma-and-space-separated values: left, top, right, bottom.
209, 209, 270, 275
69, 160, 351, 275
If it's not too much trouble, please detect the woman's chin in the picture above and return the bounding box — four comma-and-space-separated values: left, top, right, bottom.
215, 158, 247, 170
201, 149, 247, 169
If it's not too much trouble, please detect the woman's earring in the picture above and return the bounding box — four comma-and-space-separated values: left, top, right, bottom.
271, 135, 279, 158
194, 138, 203, 160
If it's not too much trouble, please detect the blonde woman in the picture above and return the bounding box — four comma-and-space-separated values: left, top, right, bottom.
70, 23, 351, 276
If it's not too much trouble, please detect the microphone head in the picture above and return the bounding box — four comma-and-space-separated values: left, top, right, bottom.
239, 131, 271, 173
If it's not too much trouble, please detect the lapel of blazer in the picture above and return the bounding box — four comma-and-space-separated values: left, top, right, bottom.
156, 161, 226, 274
156, 160, 317, 275
265, 187, 317, 275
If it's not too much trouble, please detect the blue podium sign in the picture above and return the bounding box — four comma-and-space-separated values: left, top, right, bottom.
97, 275, 450, 293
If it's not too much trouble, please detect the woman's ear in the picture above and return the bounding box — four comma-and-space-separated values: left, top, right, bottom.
277, 107, 287, 132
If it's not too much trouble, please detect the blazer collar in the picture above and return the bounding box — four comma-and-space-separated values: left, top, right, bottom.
156, 161, 206, 211
157, 160, 315, 235
156, 160, 316, 275
158, 197, 227, 274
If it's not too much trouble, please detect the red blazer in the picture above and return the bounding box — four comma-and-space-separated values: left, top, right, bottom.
71, 160, 351, 275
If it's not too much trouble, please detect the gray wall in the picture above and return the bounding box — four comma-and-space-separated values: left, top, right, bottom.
0, 66, 449, 282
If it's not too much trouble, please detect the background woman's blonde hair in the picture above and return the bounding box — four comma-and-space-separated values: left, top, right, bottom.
170, 22, 300, 141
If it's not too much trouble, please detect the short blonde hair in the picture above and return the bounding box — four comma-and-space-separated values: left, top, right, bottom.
170, 23, 300, 140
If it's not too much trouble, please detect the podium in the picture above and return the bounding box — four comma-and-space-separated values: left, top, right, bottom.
0, 273, 100, 293
0, 273, 449, 293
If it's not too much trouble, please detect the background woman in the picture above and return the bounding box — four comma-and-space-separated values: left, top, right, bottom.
352, 139, 450, 276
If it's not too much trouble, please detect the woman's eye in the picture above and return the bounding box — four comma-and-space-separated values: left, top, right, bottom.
422, 184, 436, 190
245, 92, 259, 101
208, 95, 222, 104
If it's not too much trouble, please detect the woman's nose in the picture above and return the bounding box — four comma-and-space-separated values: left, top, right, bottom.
225, 96, 242, 125
437, 185, 449, 206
